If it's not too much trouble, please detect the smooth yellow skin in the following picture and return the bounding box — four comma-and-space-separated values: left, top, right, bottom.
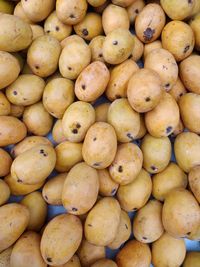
0, 51, 20, 90
162, 188, 200, 238
0, 14, 32, 52
152, 232, 186, 267
162, 20, 195, 62
0, 246, 13, 267
189, 166, 200, 203
91, 259, 118, 267
106, 59, 139, 101
59, 36, 91, 80
174, 132, 200, 173
62, 162, 99, 215
85, 197, 121, 246
108, 98, 140, 142
27, 35, 61, 78
109, 143, 143, 185
116, 240, 151, 267
43, 78, 74, 119
112, 0, 135, 7
41, 214, 83, 266
6, 74, 45, 106
77, 239, 105, 267
0, 179, 10, 206
23, 102, 53, 136
98, 169, 119, 197
141, 134, 171, 174
82, 122, 117, 169
135, 3, 166, 43
30, 25, 44, 41
131, 35, 144, 61
74, 13, 103, 41
189, 13, 200, 50
62, 101, 95, 142
108, 210, 131, 249
169, 77, 187, 102
102, 4, 129, 35
51, 255, 81, 267
75, 61, 110, 102
95, 103, 110, 122
42, 173, 67, 205
179, 93, 200, 134
0, 0, 14, 14
127, 0, 145, 24
11, 144, 56, 185
145, 92, 180, 137
89, 35, 106, 63
127, 68, 163, 112
161, 0, 195, 20
21, 0, 54, 22
14, 2, 33, 24
11, 136, 52, 158
0, 92, 10, 116
152, 163, 188, 201
55, 141, 83, 172
144, 48, 178, 91
117, 168, 152, 212
183, 252, 200, 267
133, 200, 164, 243
21, 192, 47, 231
56, 0, 88, 25
52, 119, 67, 144
10, 231, 46, 267
143, 40, 162, 59
4, 174, 44, 196
179, 55, 200, 94
0, 203, 30, 253
0, 116, 27, 147
103, 28, 134, 64
44, 11, 72, 42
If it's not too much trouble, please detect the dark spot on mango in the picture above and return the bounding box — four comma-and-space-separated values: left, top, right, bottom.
76, 123, 81, 128
72, 207, 78, 211
13, 91, 17, 95
44, 195, 48, 200
17, 178, 23, 183
72, 129, 78, 134
187, 232, 191, 235
184, 45, 190, 53
118, 165, 123, 173
145, 97, 151, 102
164, 83, 170, 89
35, 65, 39, 69
179, 93, 183, 97
151, 165, 157, 171
125, 224, 128, 229
132, 208, 137, 211
135, 8, 139, 14
47, 257, 52, 263
142, 236, 147, 240
93, 162, 101, 167
23, 98, 27, 101
82, 28, 88, 36
55, 26, 59, 31
68, 66, 72, 70
143, 27, 155, 41
88, 224, 93, 227
82, 84, 86, 90
40, 149, 44, 154
166, 126, 173, 134
70, 14, 75, 18
46, 30, 50, 33
113, 40, 118, 45
99, 53, 103, 57
188, 0, 193, 4
93, 137, 97, 141
127, 133, 134, 141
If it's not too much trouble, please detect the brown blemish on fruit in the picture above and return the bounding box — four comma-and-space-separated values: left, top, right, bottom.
46, 30, 50, 33
125, 224, 128, 229
40, 149, 47, 157
188, 0, 193, 4
151, 165, 157, 171
142, 236, 147, 240
93, 137, 97, 141
127, 133, 134, 141
72, 207, 78, 212
118, 165, 123, 173
55, 26, 59, 31
76, 123, 81, 128
184, 45, 190, 53
46, 257, 52, 263
145, 97, 151, 102
166, 126, 173, 134
111, 188, 117, 195
135, 9, 139, 14
93, 162, 101, 167
35, 65, 39, 69
44, 195, 48, 200
82, 84, 86, 90
68, 66, 72, 70
99, 53, 103, 57
88, 224, 93, 227
187, 232, 191, 235
13, 91, 17, 95
72, 129, 78, 134
17, 178, 23, 183
164, 83, 170, 89
143, 28, 155, 41
113, 40, 118, 45
82, 28, 88, 36
70, 14, 75, 18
